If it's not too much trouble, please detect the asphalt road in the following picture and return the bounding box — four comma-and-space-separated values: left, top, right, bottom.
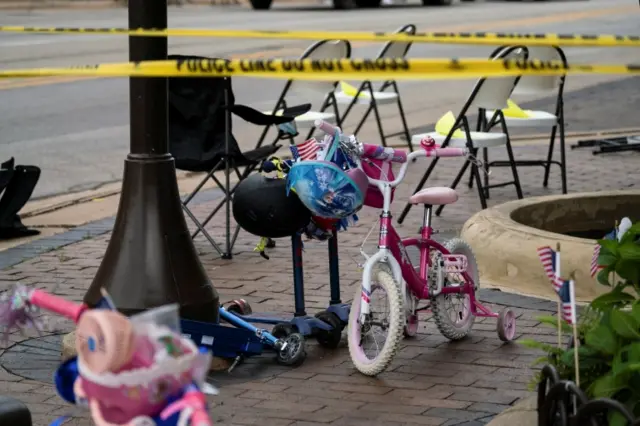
0, 0, 639, 198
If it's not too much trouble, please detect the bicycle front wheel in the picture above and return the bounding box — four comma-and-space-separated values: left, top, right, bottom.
347, 269, 404, 376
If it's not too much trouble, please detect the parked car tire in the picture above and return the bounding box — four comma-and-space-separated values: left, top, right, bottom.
357, 0, 381, 7
250, 0, 273, 9
333, 0, 357, 9
422, 0, 453, 5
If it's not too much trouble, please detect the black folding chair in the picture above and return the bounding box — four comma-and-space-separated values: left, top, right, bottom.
398, 46, 526, 223
474, 45, 568, 196
335, 24, 416, 151
169, 55, 308, 259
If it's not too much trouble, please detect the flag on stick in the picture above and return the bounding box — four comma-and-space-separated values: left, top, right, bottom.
590, 228, 618, 277
537, 244, 564, 346
290, 139, 319, 161
555, 278, 576, 325
568, 273, 580, 387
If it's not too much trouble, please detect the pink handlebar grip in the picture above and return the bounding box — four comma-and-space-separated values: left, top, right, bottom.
30, 289, 87, 323
314, 119, 338, 136
430, 147, 468, 158
362, 143, 407, 163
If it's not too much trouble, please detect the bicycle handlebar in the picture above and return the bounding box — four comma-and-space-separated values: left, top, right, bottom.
314, 119, 339, 136
425, 147, 468, 157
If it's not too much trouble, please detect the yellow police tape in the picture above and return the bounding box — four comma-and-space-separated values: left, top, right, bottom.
1, 58, 639, 81
1, 25, 640, 48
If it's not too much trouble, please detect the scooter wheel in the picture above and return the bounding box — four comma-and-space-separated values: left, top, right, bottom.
272, 323, 296, 339
314, 311, 343, 349
276, 333, 307, 366
226, 299, 252, 316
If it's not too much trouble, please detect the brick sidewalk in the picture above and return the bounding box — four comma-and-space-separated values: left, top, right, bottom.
0, 140, 638, 426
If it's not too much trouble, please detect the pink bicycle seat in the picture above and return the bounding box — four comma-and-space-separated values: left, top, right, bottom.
409, 187, 458, 206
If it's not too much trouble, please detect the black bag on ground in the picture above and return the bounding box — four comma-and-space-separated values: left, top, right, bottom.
0, 158, 41, 241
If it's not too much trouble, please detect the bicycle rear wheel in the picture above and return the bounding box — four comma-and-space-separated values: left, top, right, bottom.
431, 238, 478, 341
347, 269, 404, 376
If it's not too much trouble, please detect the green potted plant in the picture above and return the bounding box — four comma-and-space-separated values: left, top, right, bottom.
522, 220, 640, 426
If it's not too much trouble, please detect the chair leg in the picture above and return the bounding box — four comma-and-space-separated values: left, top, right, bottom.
558, 113, 567, 194
352, 106, 372, 137
369, 98, 388, 148
182, 204, 224, 256
467, 111, 486, 189
435, 157, 472, 217
471, 158, 489, 210
393, 83, 413, 152
500, 120, 524, 200
542, 124, 558, 188
398, 157, 441, 224
482, 147, 490, 200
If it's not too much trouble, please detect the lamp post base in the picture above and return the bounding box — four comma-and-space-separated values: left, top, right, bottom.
84, 154, 219, 323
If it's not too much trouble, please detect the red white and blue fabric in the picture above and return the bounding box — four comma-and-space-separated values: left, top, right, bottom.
537, 246, 575, 324
536, 246, 559, 291
556, 279, 576, 325
289, 139, 319, 161
590, 229, 617, 277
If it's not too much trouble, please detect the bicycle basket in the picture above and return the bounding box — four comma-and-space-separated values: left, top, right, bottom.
361, 158, 395, 208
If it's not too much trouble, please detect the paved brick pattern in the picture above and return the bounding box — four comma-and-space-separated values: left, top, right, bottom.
0, 138, 638, 426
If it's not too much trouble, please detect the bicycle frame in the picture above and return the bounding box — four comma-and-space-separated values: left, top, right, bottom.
359, 160, 496, 322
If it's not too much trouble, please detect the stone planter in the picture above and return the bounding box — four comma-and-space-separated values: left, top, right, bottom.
537, 365, 637, 426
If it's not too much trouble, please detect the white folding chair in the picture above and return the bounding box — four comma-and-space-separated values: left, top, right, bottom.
398, 47, 525, 223
480, 46, 568, 195
255, 39, 352, 149
334, 24, 416, 151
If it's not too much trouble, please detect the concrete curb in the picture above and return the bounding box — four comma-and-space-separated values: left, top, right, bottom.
0, 186, 223, 270
486, 396, 536, 426
460, 189, 640, 302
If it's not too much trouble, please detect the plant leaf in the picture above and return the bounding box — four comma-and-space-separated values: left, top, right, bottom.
585, 324, 618, 355
619, 222, 640, 245
618, 242, 640, 261
590, 373, 623, 398
615, 259, 640, 285
591, 290, 636, 311
608, 410, 629, 426
597, 265, 616, 287
610, 309, 640, 340
599, 239, 619, 255
599, 251, 618, 266
632, 302, 640, 323
536, 315, 572, 333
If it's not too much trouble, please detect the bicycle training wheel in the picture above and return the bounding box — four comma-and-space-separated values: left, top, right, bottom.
347, 269, 404, 376
431, 238, 479, 341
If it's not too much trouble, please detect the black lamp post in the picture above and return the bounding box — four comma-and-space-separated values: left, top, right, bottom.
84, 0, 219, 323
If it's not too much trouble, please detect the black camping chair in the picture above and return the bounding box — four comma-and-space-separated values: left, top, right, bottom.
169, 55, 310, 259
0, 158, 41, 241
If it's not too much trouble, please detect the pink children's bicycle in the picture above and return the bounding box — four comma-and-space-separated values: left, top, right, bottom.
314, 120, 517, 377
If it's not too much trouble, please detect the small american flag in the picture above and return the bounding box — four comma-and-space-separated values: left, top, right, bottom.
537, 246, 560, 291
590, 244, 601, 278
589, 229, 617, 277
556, 279, 576, 324
290, 139, 319, 161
